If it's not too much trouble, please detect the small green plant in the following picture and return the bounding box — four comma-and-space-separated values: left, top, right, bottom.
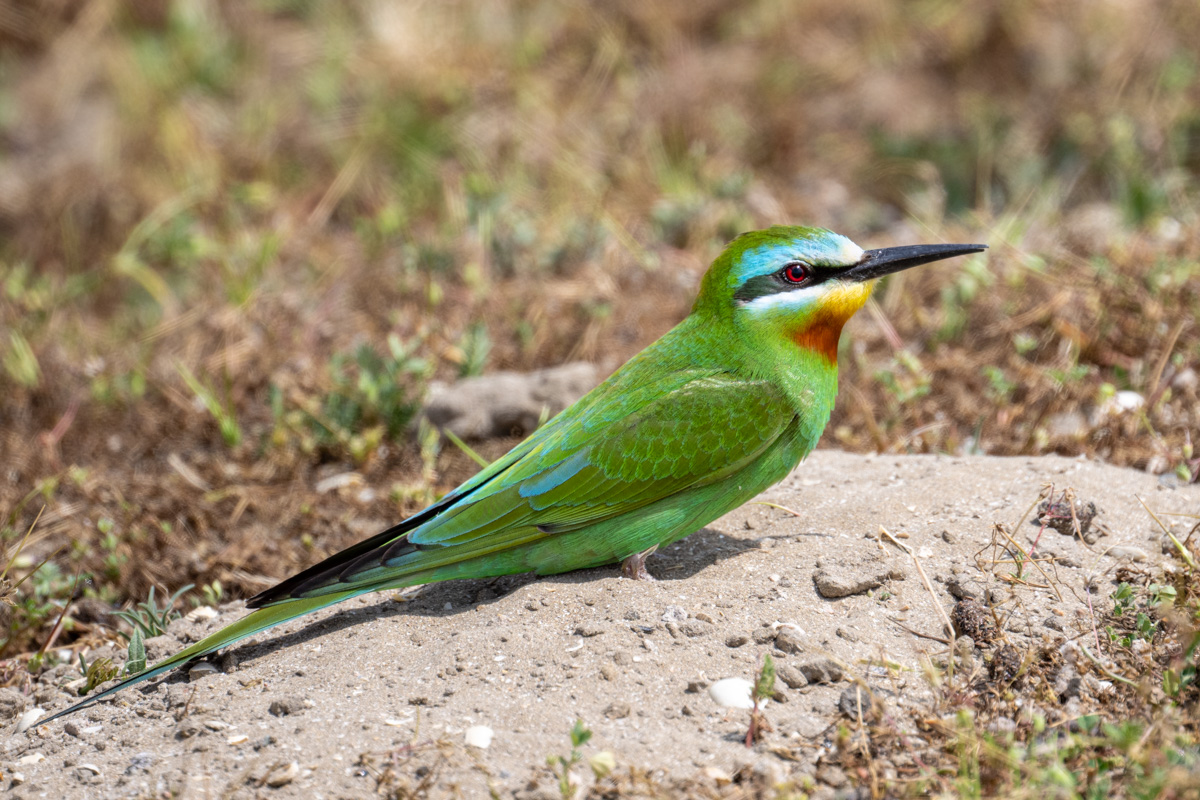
125, 628, 147, 676
110, 584, 194, 640
1112, 583, 1135, 616
177, 362, 241, 448
288, 334, 430, 463
193, 580, 223, 608
547, 719, 593, 799
78, 653, 120, 696
456, 321, 491, 378
746, 652, 776, 746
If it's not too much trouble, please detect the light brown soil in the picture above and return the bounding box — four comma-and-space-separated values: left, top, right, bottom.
9, 451, 1197, 799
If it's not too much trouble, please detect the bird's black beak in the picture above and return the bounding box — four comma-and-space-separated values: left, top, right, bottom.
841, 243, 987, 282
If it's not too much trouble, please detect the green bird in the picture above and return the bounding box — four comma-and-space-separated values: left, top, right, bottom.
42, 226, 984, 725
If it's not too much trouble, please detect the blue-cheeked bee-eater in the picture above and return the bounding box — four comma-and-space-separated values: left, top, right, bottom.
42, 225, 985, 724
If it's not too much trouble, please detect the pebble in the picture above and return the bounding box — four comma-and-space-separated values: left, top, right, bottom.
268, 697, 310, 717
725, 633, 750, 648
599, 664, 618, 681
185, 606, 219, 622
815, 764, 848, 788
265, 761, 300, 788
423, 363, 598, 439
604, 702, 631, 719
777, 665, 808, 689
678, 620, 712, 638
0, 687, 27, 721
574, 622, 605, 637
752, 627, 776, 645
1107, 546, 1147, 561
17, 752, 44, 765
708, 678, 755, 709
774, 629, 805, 655
661, 606, 689, 624
812, 553, 905, 598
838, 685, 877, 720
796, 658, 843, 684
464, 725, 493, 749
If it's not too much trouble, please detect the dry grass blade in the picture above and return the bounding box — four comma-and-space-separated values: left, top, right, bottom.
878, 526, 956, 642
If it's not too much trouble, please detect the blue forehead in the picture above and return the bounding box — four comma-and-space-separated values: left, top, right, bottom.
728, 231, 861, 289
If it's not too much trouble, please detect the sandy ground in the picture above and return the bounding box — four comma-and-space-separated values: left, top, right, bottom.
5, 451, 1198, 799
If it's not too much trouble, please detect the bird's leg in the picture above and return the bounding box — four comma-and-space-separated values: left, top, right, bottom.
621, 545, 659, 581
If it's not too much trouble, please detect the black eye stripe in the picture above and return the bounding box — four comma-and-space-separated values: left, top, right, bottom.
733, 265, 834, 303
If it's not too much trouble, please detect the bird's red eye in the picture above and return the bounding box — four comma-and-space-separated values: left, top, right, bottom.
781, 262, 810, 284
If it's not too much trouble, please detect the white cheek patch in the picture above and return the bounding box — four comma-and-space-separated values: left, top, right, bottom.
738, 283, 826, 313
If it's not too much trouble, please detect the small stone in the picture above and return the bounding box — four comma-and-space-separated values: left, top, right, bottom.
813, 552, 905, 598
751, 627, 776, 645
0, 687, 27, 721
816, 764, 848, 788
678, 620, 713, 638
1044, 617, 1064, 632
797, 658, 843, 684
64, 721, 82, 737
777, 665, 808, 689
1107, 546, 1147, 561
423, 363, 599, 440
599, 664, 618, 681
268, 697, 309, 717
941, 530, 958, 544
774, 629, 806, 654
604, 702, 631, 719
265, 761, 300, 788
685, 680, 708, 694
660, 606, 688, 624
725, 633, 750, 648
464, 725, 493, 749
613, 651, 633, 666
838, 684, 878, 721
574, 622, 605, 637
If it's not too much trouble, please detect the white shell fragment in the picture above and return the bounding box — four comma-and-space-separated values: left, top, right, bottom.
188, 662, 220, 681
186, 606, 219, 622
227, 734, 249, 745
708, 678, 755, 709
464, 725, 494, 749
16, 708, 44, 734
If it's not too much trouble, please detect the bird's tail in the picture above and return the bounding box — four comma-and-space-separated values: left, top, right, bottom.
37, 590, 359, 727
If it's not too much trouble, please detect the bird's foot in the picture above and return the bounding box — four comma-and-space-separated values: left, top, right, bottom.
621, 546, 659, 581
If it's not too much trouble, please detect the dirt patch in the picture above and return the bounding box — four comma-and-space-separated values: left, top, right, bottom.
8, 452, 1197, 798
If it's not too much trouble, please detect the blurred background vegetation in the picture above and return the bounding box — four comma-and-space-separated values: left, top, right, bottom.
0, 0, 1198, 657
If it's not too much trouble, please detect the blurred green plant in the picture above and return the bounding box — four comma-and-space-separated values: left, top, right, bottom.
110, 584, 194, 641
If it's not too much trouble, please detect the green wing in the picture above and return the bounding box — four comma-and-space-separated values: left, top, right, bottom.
251, 371, 795, 604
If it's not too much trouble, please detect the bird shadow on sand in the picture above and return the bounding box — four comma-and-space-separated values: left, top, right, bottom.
128, 526, 760, 697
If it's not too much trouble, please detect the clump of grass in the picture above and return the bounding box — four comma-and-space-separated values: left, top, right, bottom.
110, 584, 193, 641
